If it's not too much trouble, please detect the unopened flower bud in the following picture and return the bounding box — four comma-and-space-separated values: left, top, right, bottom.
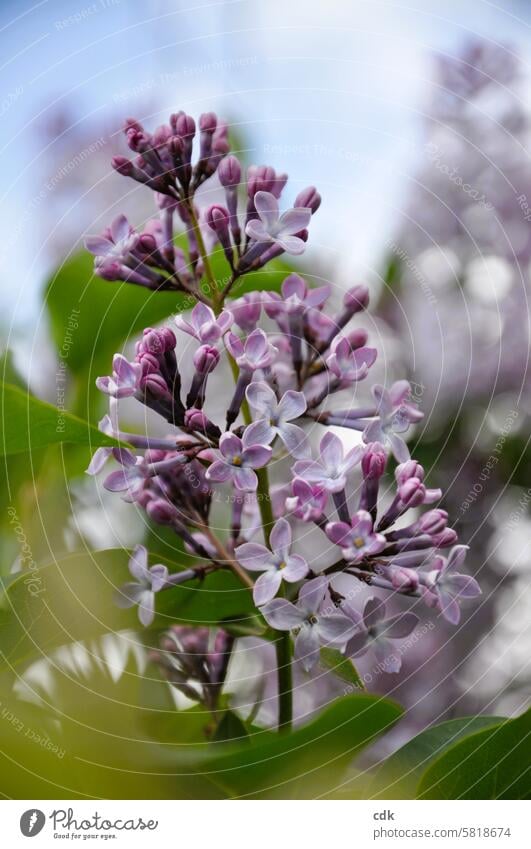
399, 477, 426, 508
146, 499, 178, 525
138, 233, 157, 254
396, 460, 425, 485
141, 373, 171, 398
361, 442, 387, 479
184, 408, 210, 430
218, 154, 242, 187
199, 111, 217, 133
418, 509, 448, 535
111, 156, 134, 176
432, 528, 458, 548
193, 345, 220, 375
344, 284, 370, 312
345, 327, 369, 349
389, 566, 419, 592
206, 204, 230, 234
294, 185, 322, 214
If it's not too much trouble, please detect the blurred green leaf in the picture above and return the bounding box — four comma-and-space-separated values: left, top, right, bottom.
0, 549, 255, 671
320, 647, 365, 691
369, 715, 503, 799
166, 693, 403, 798
212, 710, 249, 744
417, 708, 531, 799
0, 381, 118, 456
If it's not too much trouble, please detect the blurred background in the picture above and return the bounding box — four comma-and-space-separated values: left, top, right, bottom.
1, 0, 531, 792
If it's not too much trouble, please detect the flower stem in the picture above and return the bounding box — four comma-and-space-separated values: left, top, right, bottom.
276, 630, 293, 733
185, 201, 221, 312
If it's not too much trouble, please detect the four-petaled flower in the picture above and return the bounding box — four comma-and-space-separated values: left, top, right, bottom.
344, 598, 419, 673
245, 191, 311, 255
326, 336, 377, 383
293, 432, 365, 493
224, 328, 277, 372
265, 274, 330, 317
363, 381, 424, 463
235, 518, 309, 605
286, 478, 328, 522
260, 576, 357, 671
175, 302, 233, 343
205, 428, 272, 491
245, 381, 309, 459
103, 451, 149, 500
114, 545, 168, 626
422, 545, 481, 624
96, 353, 142, 398
326, 510, 386, 562
85, 214, 138, 261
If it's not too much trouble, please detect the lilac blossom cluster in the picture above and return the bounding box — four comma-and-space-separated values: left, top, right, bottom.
85, 109, 480, 706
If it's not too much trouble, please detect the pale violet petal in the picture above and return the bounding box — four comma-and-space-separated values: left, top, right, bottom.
253, 570, 282, 606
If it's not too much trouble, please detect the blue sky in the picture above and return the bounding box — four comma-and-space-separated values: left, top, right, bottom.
2, 0, 531, 329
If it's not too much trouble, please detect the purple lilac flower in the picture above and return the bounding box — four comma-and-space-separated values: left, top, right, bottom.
85, 214, 138, 261
286, 478, 328, 522
245, 191, 311, 255
293, 432, 365, 493
245, 381, 309, 459
344, 598, 419, 673
421, 545, 481, 624
326, 336, 377, 382
224, 328, 277, 372
265, 274, 331, 317
114, 545, 169, 626
326, 510, 386, 563
260, 576, 357, 671
175, 302, 233, 343
235, 518, 309, 605
95, 354, 142, 398
230, 292, 263, 332
205, 427, 272, 492
363, 381, 424, 462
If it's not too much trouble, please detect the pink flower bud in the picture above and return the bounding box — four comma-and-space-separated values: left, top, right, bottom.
294, 186, 322, 214
418, 509, 448, 535
111, 156, 134, 176
199, 111, 217, 133
146, 499, 178, 525
361, 442, 387, 479
218, 154, 242, 187
205, 204, 230, 233
390, 566, 419, 592
345, 328, 369, 349
344, 284, 370, 312
432, 528, 458, 548
399, 477, 426, 508
184, 409, 210, 430
396, 460, 425, 485
193, 345, 220, 375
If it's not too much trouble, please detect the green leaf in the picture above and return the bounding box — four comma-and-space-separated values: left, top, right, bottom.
320, 647, 365, 691
155, 693, 403, 798
0, 549, 255, 671
417, 708, 531, 799
369, 715, 503, 799
212, 711, 249, 744
0, 381, 118, 456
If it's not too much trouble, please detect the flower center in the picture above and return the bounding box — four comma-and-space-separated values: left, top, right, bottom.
232, 455, 242, 466
352, 536, 365, 549
307, 614, 318, 625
